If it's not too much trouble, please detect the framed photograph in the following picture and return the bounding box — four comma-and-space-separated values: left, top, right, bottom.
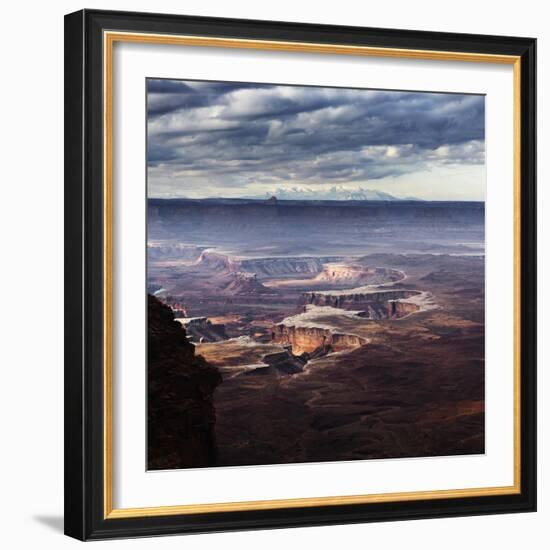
64, 9, 536, 540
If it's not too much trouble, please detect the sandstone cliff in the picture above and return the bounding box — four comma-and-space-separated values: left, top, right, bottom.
272, 324, 367, 355
303, 289, 420, 316
148, 294, 222, 470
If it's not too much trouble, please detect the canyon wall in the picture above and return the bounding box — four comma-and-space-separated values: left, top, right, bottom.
148, 294, 222, 470
388, 300, 422, 318
313, 264, 402, 285
272, 324, 367, 355
303, 289, 421, 318
240, 256, 324, 278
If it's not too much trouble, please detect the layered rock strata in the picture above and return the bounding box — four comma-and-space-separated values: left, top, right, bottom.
272, 323, 367, 355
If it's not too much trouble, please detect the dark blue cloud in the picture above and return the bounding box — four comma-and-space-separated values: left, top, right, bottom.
146, 79, 485, 194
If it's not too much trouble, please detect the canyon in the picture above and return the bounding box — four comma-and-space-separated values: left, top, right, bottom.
147, 199, 485, 469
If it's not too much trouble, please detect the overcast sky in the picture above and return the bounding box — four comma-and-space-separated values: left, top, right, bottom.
147, 79, 485, 201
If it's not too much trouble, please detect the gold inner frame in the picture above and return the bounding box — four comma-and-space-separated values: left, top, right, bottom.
103, 30, 522, 519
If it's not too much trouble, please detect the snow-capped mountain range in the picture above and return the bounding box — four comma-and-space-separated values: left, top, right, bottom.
255, 186, 419, 201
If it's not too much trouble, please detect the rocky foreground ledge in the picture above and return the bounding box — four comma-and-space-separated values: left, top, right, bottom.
147, 294, 222, 470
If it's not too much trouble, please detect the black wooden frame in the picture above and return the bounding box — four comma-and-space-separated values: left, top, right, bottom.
64, 9, 537, 541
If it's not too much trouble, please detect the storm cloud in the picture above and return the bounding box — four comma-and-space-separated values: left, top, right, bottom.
147, 79, 485, 200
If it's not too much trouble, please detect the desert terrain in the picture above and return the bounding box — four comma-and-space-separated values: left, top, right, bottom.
148, 198, 485, 467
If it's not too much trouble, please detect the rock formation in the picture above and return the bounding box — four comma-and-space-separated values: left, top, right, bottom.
303, 289, 420, 313
148, 294, 222, 470
272, 324, 367, 355
176, 316, 228, 343
222, 272, 270, 295
193, 250, 240, 272
240, 256, 324, 278
313, 264, 398, 285
251, 349, 308, 375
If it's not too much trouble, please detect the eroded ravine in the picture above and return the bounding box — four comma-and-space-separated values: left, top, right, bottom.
269, 265, 437, 360
188, 253, 438, 376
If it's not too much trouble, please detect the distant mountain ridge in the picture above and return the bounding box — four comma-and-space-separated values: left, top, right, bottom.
252, 186, 419, 201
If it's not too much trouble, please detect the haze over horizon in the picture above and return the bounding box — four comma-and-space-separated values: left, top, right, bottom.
147, 79, 486, 201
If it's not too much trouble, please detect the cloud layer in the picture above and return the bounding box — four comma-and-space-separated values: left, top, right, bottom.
147, 79, 485, 200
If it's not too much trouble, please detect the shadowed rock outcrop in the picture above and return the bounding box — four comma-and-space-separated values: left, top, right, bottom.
148, 294, 222, 470
177, 316, 228, 343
